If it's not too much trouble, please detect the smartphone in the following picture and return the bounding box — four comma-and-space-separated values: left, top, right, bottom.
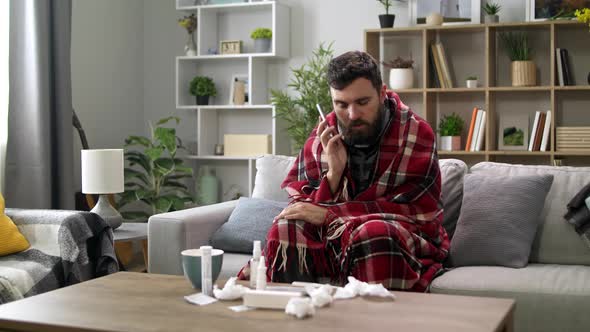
316, 104, 327, 122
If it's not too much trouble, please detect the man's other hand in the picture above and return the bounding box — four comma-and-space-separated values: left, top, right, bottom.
276, 202, 328, 226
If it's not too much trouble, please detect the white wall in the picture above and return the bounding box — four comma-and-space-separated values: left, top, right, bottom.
72, 0, 527, 171
71, 0, 145, 190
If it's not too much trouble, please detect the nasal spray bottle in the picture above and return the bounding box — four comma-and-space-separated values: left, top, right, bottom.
200, 245, 213, 296
250, 240, 261, 288
256, 256, 267, 290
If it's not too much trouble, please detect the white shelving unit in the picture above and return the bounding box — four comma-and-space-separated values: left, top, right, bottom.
175, 0, 290, 202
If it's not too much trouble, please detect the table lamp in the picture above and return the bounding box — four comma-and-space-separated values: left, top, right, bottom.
81, 149, 124, 230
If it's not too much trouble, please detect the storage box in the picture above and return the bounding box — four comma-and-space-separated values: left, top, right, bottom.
556, 127, 590, 152
224, 134, 271, 156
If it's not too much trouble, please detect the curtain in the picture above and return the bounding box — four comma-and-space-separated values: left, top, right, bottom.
5, 0, 74, 209
0, 1, 8, 194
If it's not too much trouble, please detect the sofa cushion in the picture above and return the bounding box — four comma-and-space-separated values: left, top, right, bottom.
217, 252, 250, 281
251, 155, 296, 202
0, 193, 30, 257
431, 264, 590, 332
438, 159, 468, 239
470, 162, 590, 265
210, 197, 287, 254
451, 173, 554, 268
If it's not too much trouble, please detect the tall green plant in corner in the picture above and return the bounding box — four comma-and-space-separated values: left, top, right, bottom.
117, 116, 194, 221
271, 42, 334, 153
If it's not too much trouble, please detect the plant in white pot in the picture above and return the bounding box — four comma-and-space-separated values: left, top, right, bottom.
500, 32, 536, 87
251, 27, 272, 53
483, 2, 501, 23
466, 75, 478, 88
438, 112, 465, 151
382, 56, 414, 90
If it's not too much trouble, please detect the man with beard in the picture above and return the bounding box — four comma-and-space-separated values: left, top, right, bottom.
243, 51, 449, 291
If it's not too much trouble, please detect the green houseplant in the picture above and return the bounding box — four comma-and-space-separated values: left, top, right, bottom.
117, 116, 194, 221
271, 42, 334, 153
483, 2, 501, 23
466, 75, 478, 88
251, 27, 272, 53
189, 76, 217, 105
438, 113, 465, 151
377, 0, 395, 28
499, 32, 536, 86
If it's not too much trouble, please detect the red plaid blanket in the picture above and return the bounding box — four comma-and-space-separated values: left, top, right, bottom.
254, 92, 448, 291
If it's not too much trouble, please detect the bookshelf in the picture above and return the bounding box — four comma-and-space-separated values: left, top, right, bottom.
175, 0, 291, 201
365, 20, 590, 166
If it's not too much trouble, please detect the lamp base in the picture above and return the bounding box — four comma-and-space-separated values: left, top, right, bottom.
90, 194, 123, 230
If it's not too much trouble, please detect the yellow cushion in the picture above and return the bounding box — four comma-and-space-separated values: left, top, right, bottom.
0, 193, 30, 256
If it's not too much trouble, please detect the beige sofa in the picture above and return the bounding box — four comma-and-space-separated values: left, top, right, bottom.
149, 156, 590, 332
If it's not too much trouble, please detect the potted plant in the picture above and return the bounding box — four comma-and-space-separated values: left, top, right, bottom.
483, 2, 501, 23
178, 13, 197, 56
500, 32, 536, 87
376, 0, 395, 28
382, 56, 414, 90
271, 42, 334, 153
251, 27, 272, 53
117, 116, 194, 221
466, 76, 478, 88
189, 76, 217, 105
438, 112, 465, 151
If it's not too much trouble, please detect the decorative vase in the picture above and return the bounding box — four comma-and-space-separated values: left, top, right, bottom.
389, 68, 414, 90
378, 14, 395, 28
426, 13, 443, 26
440, 136, 461, 151
466, 80, 478, 88
484, 15, 499, 23
511, 61, 536, 87
197, 166, 219, 205
196, 95, 210, 105
184, 32, 197, 56
254, 38, 271, 53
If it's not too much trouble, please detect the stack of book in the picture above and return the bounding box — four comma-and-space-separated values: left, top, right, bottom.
465, 108, 486, 151
555, 48, 573, 86
429, 42, 453, 88
529, 110, 552, 151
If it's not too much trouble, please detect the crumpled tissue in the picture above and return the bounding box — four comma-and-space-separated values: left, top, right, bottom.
285, 297, 316, 319
305, 285, 334, 308
213, 277, 248, 300
333, 276, 395, 300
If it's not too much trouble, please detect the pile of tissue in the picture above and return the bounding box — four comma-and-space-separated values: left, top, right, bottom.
212, 276, 395, 320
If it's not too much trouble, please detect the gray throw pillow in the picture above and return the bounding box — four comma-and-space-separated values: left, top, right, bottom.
450, 173, 554, 268
439, 159, 468, 239
210, 197, 287, 254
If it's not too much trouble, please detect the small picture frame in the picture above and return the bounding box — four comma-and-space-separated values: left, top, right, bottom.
526, 0, 590, 21
498, 113, 529, 150
219, 40, 242, 55
229, 74, 249, 105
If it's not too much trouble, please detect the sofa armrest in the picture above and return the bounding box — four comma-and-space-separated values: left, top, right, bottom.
147, 200, 239, 275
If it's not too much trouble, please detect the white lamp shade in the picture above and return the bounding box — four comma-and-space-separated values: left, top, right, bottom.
81, 149, 124, 194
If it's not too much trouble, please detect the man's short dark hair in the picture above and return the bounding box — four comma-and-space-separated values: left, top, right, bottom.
327, 51, 383, 91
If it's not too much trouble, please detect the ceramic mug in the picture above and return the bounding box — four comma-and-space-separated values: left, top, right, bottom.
181, 248, 224, 289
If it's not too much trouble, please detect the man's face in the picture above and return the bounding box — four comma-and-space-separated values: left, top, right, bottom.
330, 78, 387, 146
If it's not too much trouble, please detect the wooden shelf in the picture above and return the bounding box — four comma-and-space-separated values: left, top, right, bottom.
367, 20, 590, 166
427, 88, 486, 93
438, 151, 486, 155
489, 86, 552, 92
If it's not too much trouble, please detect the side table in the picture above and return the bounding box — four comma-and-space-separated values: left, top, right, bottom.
113, 222, 148, 271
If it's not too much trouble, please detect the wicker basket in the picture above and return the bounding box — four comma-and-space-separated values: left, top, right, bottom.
556, 127, 590, 151
511, 61, 536, 87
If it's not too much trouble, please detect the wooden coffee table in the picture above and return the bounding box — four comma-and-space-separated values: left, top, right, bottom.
0, 272, 514, 332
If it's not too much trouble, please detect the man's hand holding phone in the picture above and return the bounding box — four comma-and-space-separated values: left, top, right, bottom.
316, 104, 347, 194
